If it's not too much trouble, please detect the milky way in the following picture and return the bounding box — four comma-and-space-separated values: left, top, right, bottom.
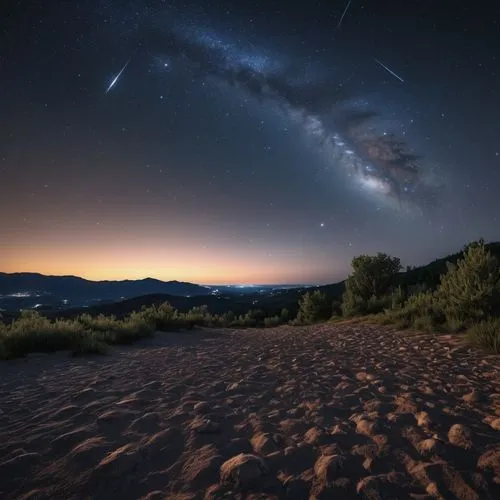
127, 16, 443, 215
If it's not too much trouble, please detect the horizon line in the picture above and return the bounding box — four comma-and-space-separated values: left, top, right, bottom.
0, 270, 337, 287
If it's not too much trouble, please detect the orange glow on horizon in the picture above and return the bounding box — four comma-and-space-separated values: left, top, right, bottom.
3, 235, 341, 285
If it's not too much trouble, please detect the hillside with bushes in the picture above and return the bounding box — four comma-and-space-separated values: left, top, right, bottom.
1, 239, 499, 359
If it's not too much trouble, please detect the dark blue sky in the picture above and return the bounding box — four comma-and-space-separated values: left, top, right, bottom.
2, 0, 499, 284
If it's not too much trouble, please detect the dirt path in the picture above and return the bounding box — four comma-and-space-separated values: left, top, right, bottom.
0, 324, 499, 499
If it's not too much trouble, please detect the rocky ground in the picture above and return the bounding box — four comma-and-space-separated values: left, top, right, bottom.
0, 323, 499, 499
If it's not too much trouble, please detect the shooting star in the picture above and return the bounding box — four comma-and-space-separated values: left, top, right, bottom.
337, 0, 352, 28
105, 59, 131, 94
374, 58, 405, 83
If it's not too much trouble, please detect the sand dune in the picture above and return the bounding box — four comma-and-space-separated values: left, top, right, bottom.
0, 324, 499, 499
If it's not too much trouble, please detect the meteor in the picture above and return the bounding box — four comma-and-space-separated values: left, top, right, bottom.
337, 0, 352, 28
374, 58, 404, 83
105, 59, 131, 94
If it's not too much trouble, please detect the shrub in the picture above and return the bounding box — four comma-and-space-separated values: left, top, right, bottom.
264, 308, 290, 328
0, 302, 297, 360
437, 240, 500, 322
280, 308, 290, 323
384, 291, 445, 331
341, 254, 402, 316
221, 311, 235, 327
411, 314, 437, 332
0, 311, 88, 359
345, 253, 402, 301
467, 319, 500, 353
444, 316, 466, 333
72, 333, 109, 356
341, 287, 366, 317
297, 290, 331, 324
264, 316, 281, 327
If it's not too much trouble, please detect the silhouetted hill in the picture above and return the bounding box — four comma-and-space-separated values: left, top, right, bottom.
2, 241, 499, 321
394, 241, 500, 290
0, 272, 211, 311
32, 282, 345, 323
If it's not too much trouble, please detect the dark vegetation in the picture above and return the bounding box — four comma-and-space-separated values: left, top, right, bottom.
1, 240, 499, 359
338, 240, 500, 354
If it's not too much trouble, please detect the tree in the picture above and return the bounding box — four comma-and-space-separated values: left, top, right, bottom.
345, 253, 402, 301
296, 290, 331, 324
437, 240, 500, 321
279, 308, 290, 323
340, 286, 367, 317
244, 309, 266, 326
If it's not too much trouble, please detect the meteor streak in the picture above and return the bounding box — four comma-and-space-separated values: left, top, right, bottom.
337, 0, 352, 28
374, 58, 405, 83
105, 59, 131, 94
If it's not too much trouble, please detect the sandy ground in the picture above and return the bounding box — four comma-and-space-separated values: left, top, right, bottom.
0, 324, 499, 499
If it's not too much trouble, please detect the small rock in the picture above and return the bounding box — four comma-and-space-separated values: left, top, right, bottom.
349, 413, 369, 424
356, 419, 380, 436
95, 444, 139, 477
250, 432, 280, 455
357, 472, 409, 499
356, 372, 369, 381
220, 453, 268, 488
417, 438, 445, 456
477, 447, 500, 473
363, 457, 374, 471
410, 461, 484, 499
426, 482, 441, 497
415, 411, 432, 428
447, 424, 473, 450
304, 426, 327, 445
314, 454, 344, 483
194, 401, 211, 413
490, 418, 500, 431
191, 418, 220, 434
462, 390, 483, 404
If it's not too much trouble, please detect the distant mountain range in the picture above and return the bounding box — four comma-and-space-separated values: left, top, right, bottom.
0, 273, 212, 311
0, 272, 313, 312
2, 240, 499, 315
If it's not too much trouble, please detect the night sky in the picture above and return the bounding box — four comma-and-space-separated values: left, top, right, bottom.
2, 0, 499, 285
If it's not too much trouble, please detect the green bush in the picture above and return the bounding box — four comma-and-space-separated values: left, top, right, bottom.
341, 287, 366, 317
243, 309, 266, 327
0, 302, 300, 360
382, 291, 445, 331
467, 319, 500, 353
341, 254, 402, 317
411, 314, 437, 332
0, 311, 87, 359
443, 316, 466, 333
437, 240, 500, 322
72, 333, 109, 356
296, 290, 331, 324
345, 253, 402, 301
280, 308, 290, 323
263, 308, 290, 328
264, 316, 281, 327
221, 311, 235, 327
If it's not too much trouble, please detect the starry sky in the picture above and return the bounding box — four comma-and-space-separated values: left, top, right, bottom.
2, 0, 499, 285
